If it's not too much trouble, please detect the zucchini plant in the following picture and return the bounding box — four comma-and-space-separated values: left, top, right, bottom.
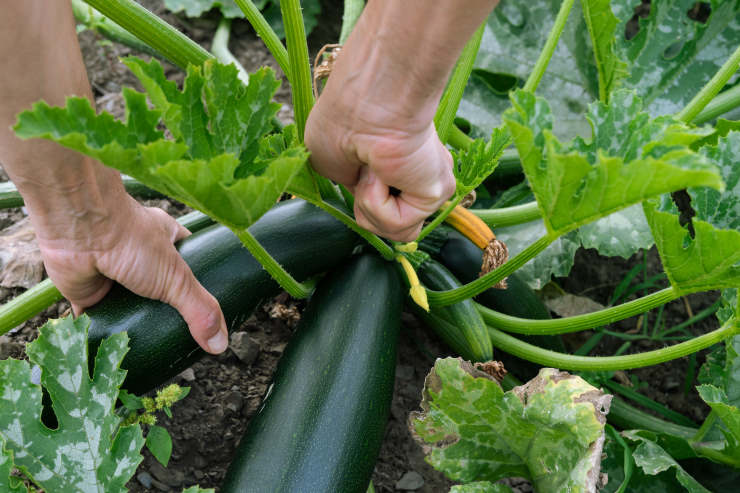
1, 0, 739, 491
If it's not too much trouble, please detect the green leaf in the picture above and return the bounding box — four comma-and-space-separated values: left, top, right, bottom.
459, 0, 597, 140
580, 0, 629, 102
118, 389, 144, 411
182, 486, 215, 493
450, 482, 513, 493
14, 58, 311, 230
625, 434, 711, 493
262, 0, 322, 39
0, 316, 144, 493
697, 385, 740, 451
611, 0, 740, 116
495, 221, 579, 289
411, 358, 610, 491
504, 89, 723, 236
645, 132, 740, 293
577, 204, 655, 259
146, 425, 173, 467
164, 0, 246, 18
692, 119, 740, 149
452, 128, 508, 196
0, 442, 26, 493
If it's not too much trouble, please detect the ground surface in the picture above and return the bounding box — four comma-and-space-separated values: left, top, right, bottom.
0, 1, 722, 492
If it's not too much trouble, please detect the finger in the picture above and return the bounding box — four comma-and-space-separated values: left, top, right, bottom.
147, 206, 191, 243
159, 253, 229, 354
354, 167, 427, 241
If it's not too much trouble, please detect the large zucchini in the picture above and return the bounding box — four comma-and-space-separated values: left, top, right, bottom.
221, 253, 402, 493
86, 199, 357, 394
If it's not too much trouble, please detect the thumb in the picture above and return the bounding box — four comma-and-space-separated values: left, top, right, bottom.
160, 254, 229, 355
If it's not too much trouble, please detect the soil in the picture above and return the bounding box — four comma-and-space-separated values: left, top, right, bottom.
0, 1, 721, 492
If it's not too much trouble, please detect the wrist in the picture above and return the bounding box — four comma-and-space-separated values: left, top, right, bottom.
15, 154, 130, 247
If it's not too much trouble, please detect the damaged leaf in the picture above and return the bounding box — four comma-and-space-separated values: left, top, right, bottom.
411, 358, 611, 492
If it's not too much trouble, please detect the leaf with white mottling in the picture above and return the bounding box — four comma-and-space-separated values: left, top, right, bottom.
577, 204, 654, 259
14, 57, 315, 230
504, 89, 723, 236
0, 442, 26, 493
645, 132, 740, 293
495, 220, 580, 289
450, 482, 513, 492
625, 434, 711, 493
0, 315, 144, 493
411, 359, 611, 492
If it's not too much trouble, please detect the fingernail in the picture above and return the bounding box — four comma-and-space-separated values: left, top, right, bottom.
207, 329, 228, 354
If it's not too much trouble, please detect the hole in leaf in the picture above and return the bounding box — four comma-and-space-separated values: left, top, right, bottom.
688, 2, 711, 23
454, 117, 472, 135
472, 69, 522, 95
663, 41, 685, 60
625, 0, 652, 41
671, 189, 697, 239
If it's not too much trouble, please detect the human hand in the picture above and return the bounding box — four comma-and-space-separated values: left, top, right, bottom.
33, 190, 229, 355
306, 99, 455, 242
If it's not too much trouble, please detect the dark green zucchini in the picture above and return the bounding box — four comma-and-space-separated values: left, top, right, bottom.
417, 259, 493, 362
433, 228, 565, 377
86, 199, 357, 394
221, 253, 402, 493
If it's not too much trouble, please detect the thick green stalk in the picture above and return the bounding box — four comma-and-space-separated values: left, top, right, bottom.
608, 397, 697, 438
487, 319, 739, 371
522, 0, 575, 93
434, 22, 485, 143
233, 0, 290, 79
692, 411, 717, 443
417, 196, 464, 243
234, 229, 314, 298
0, 282, 63, 337
212, 18, 249, 84
339, 0, 365, 44
478, 287, 679, 335
83, 0, 212, 70
448, 124, 473, 150
73, 0, 165, 62
677, 44, 740, 123
472, 201, 541, 228
692, 83, 740, 125
303, 198, 395, 260
280, 0, 314, 139
427, 234, 554, 306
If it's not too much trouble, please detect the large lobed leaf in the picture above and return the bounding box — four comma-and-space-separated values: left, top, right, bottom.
0, 316, 144, 492
645, 131, 740, 294
411, 358, 611, 492
503, 89, 723, 237
0, 441, 26, 493
14, 58, 315, 230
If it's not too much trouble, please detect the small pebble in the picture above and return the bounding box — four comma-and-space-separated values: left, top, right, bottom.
229, 332, 260, 365
395, 471, 424, 490
136, 471, 153, 489
178, 368, 196, 382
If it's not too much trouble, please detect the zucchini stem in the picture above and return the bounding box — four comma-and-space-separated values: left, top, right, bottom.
487, 318, 739, 371
472, 201, 542, 228
477, 287, 680, 335
522, 0, 575, 93
233, 0, 291, 79
339, 0, 365, 44
212, 17, 249, 84
280, 0, 314, 140
234, 229, 315, 299
416, 196, 464, 243
677, 44, 740, 124
692, 83, 740, 125
83, 0, 212, 70
426, 234, 554, 306
434, 22, 485, 143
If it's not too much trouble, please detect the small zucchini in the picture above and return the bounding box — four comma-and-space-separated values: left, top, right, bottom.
416, 258, 493, 362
